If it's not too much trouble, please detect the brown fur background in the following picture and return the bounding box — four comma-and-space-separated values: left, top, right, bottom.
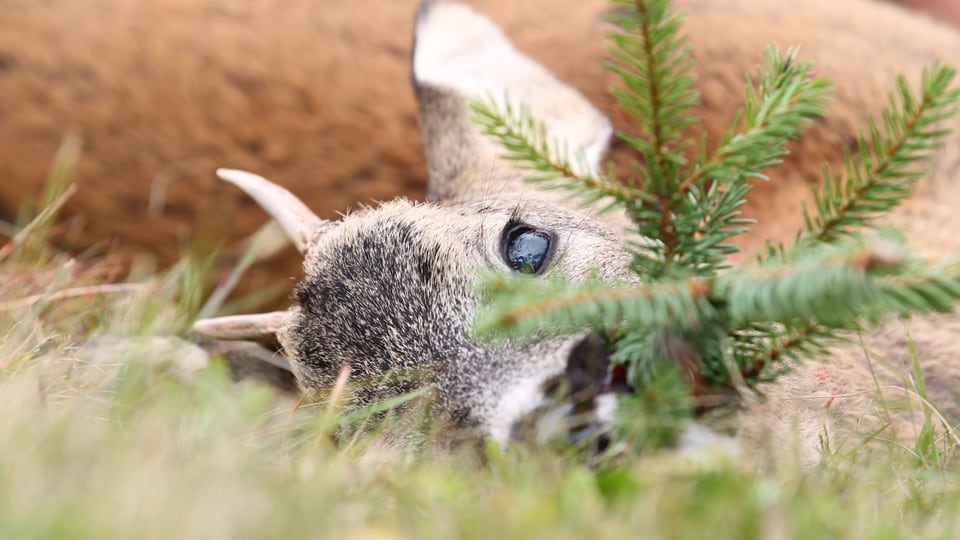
1, 0, 958, 301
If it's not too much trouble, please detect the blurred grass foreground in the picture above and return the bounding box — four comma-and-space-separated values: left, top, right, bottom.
1, 140, 960, 539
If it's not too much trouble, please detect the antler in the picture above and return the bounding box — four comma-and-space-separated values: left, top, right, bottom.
217, 168, 332, 253
192, 310, 292, 342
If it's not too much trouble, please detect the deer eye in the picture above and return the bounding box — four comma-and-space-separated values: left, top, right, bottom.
501, 224, 554, 275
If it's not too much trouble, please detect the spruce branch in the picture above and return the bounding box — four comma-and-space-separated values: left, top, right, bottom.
469, 97, 640, 208
476, 239, 959, 340
473, 271, 711, 340
729, 258, 960, 381
801, 63, 960, 245
471, 0, 960, 450
478, 236, 960, 393
732, 321, 836, 381
670, 181, 753, 273
678, 47, 831, 194
607, 0, 699, 189
877, 260, 960, 315
716, 244, 896, 326
605, 0, 701, 270
670, 48, 829, 275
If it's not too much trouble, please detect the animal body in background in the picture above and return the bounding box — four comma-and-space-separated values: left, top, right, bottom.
2, 0, 957, 297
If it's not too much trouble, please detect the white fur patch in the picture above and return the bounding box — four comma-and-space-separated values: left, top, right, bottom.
594, 393, 619, 425
486, 374, 552, 446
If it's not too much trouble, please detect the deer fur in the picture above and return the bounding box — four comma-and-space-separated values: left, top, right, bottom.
191, 1, 960, 462
1, 0, 957, 295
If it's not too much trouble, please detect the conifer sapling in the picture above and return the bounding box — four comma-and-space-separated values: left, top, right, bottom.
471, 0, 960, 450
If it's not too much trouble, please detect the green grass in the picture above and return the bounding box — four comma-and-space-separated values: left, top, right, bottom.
2, 164, 960, 539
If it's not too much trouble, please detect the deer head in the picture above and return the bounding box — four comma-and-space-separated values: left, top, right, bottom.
193, 2, 637, 445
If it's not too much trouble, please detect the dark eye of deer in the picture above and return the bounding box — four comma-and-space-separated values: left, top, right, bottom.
502, 225, 553, 275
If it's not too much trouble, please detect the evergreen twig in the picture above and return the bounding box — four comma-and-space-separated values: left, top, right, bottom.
801, 63, 960, 246
470, 99, 638, 208
471, 0, 960, 448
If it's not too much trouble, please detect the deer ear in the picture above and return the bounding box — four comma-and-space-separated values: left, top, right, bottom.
412, 1, 612, 188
